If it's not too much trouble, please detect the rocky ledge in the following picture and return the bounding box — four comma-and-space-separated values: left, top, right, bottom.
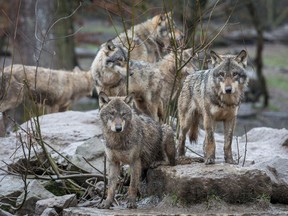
0, 110, 288, 215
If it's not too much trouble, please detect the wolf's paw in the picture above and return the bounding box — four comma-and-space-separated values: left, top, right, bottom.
127, 200, 137, 209
225, 157, 236, 164
150, 161, 161, 169
97, 200, 111, 209
205, 157, 215, 165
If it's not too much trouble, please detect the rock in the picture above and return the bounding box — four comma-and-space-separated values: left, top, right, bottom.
146, 163, 272, 204
19, 110, 102, 148
0, 209, 15, 216
40, 208, 58, 216
35, 194, 77, 216
0, 175, 30, 206
16, 180, 55, 216
1, 107, 288, 215
54, 136, 105, 173
256, 157, 288, 204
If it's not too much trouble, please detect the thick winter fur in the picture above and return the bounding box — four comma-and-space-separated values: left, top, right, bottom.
0, 64, 94, 130
111, 12, 183, 62
177, 50, 249, 164
91, 12, 183, 94
92, 41, 196, 121
98, 92, 176, 209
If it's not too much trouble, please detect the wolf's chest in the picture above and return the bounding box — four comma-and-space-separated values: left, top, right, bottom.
105, 146, 140, 165
210, 105, 237, 121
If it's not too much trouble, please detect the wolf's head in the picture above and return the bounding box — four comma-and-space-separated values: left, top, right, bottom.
91, 40, 128, 85
210, 50, 249, 95
99, 91, 134, 133
151, 12, 184, 49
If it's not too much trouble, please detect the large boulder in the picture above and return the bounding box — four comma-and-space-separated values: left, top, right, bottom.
1, 109, 288, 215
146, 163, 272, 204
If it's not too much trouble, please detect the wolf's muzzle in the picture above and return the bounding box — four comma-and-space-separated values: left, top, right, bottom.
225, 86, 232, 94
115, 124, 123, 132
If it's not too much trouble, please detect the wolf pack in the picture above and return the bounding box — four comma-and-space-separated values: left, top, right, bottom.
0, 12, 249, 209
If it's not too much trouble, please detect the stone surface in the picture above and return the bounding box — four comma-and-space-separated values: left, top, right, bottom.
35, 194, 77, 216
16, 180, 55, 216
40, 208, 59, 216
0, 175, 28, 205
1, 110, 288, 215
256, 157, 288, 204
0, 209, 15, 216
146, 163, 272, 204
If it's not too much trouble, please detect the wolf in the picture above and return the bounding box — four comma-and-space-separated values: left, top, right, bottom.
98, 92, 176, 209
110, 12, 183, 62
177, 50, 249, 164
0, 64, 94, 131
92, 40, 196, 121
91, 12, 183, 94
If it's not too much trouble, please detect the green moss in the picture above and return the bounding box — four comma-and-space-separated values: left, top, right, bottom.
44, 181, 67, 196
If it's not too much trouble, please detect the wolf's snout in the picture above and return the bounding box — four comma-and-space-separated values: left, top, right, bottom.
225, 86, 232, 94
115, 124, 123, 132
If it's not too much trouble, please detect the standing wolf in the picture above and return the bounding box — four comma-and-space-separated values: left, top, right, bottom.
91, 12, 183, 95
0, 65, 94, 132
98, 92, 176, 209
92, 40, 196, 121
108, 12, 183, 62
177, 50, 249, 164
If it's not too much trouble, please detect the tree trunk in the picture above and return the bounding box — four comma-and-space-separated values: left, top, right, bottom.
3, 0, 78, 131
246, 0, 269, 107
11, 0, 77, 69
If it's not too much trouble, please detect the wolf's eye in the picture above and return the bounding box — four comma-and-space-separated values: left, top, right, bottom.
106, 60, 113, 67
233, 72, 238, 77
218, 72, 224, 77
108, 111, 115, 117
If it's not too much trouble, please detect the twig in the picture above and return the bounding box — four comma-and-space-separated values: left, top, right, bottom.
186, 146, 204, 158
83, 157, 104, 175
242, 126, 248, 167
100, 155, 107, 204
236, 136, 240, 165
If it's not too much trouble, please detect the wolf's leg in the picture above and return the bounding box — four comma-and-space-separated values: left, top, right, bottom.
223, 117, 236, 164
127, 159, 141, 209
0, 112, 7, 136
98, 161, 120, 209
164, 128, 176, 166
151, 125, 176, 168
177, 108, 193, 156
157, 100, 164, 122
49, 104, 60, 113
203, 113, 216, 164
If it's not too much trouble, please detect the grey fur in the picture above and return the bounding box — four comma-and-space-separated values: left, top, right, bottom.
178, 50, 249, 165
98, 92, 175, 209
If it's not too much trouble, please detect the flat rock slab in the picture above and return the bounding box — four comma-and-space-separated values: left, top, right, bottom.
146, 163, 272, 204
63, 206, 288, 216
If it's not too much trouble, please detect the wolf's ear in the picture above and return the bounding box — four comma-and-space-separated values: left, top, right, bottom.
210, 50, 223, 66
160, 13, 166, 21
162, 11, 172, 20
106, 40, 115, 51
124, 93, 135, 107
98, 92, 110, 108
235, 50, 248, 68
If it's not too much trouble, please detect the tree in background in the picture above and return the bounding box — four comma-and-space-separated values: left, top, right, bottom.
10, 0, 79, 69
1, 0, 80, 128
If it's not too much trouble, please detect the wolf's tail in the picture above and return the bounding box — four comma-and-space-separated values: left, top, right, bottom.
188, 113, 199, 143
